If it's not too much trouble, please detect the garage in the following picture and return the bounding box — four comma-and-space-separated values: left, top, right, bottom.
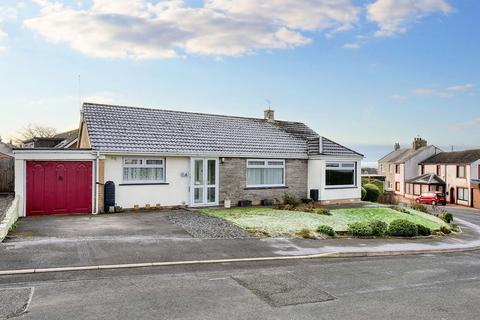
26, 161, 93, 216
13, 149, 99, 217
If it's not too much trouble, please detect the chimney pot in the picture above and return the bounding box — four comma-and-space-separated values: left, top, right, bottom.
412, 137, 427, 150
264, 109, 275, 122
394, 143, 400, 151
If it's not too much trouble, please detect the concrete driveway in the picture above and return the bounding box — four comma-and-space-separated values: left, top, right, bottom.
7, 210, 192, 241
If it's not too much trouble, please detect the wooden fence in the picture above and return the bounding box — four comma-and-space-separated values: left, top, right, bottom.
0, 156, 14, 193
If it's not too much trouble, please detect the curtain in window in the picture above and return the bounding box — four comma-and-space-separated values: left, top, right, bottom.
123, 168, 164, 182
247, 168, 283, 186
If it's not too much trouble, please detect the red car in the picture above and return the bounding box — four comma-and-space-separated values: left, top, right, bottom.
415, 192, 447, 206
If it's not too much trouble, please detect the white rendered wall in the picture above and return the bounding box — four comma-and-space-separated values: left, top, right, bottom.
104, 155, 190, 208
308, 157, 362, 202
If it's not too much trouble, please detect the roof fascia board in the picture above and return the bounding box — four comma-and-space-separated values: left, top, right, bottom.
99, 151, 309, 159
308, 154, 363, 160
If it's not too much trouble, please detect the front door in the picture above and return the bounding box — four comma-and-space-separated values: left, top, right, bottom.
191, 158, 219, 206
450, 187, 456, 204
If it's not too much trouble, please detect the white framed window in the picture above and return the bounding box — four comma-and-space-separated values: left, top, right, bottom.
123, 157, 165, 183
457, 188, 468, 201
325, 162, 356, 188
246, 159, 285, 187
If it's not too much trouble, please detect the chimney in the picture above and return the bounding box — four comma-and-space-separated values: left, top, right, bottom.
394, 143, 400, 151
412, 137, 427, 150
264, 109, 275, 122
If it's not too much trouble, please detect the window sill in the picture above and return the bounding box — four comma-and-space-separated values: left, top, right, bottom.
244, 186, 288, 190
119, 182, 169, 186
324, 186, 358, 190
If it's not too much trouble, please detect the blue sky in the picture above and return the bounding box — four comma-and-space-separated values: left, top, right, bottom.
0, 0, 478, 165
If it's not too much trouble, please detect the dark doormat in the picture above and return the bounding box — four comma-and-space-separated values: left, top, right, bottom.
232, 272, 335, 307
0, 287, 33, 319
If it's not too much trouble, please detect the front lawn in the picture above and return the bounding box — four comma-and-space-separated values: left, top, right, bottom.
201, 206, 450, 237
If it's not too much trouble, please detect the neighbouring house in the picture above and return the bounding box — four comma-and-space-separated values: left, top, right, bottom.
418, 149, 480, 208
0, 139, 15, 193
361, 167, 378, 175
21, 129, 79, 149
13, 102, 363, 216
378, 138, 441, 196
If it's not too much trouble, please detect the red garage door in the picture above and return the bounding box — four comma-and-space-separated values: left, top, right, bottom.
26, 161, 93, 216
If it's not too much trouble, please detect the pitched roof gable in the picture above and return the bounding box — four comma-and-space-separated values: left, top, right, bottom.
379, 146, 431, 163
81, 103, 361, 158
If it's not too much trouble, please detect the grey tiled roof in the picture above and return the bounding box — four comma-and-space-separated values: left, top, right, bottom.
420, 149, 480, 165
379, 146, 430, 163
406, 173, 446, 185
82, 103, 361, 158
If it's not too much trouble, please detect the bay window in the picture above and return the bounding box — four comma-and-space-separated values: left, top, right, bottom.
246, 159, 285, 187
123, 158, 165, 183
325, 162, 356, 187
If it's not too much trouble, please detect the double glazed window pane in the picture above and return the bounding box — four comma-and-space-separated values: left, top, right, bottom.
247, 168, 284, 186
207, 160, 216, 185
123, 168, 164, 182
194, 160, 203, 185
123, 158, 165, 183
326, 169, 354, 186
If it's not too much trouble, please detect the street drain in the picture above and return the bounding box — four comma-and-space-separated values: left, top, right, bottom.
232, 272, 335, 307
0, 287, 33, 319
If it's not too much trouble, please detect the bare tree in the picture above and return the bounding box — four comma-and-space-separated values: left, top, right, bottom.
15, 124, 58, 143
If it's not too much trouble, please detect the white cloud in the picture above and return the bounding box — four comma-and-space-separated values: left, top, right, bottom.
343, 42, 360, 49
412, 87, 454, 98
412, 83, 476, 98
25, 0, 360, 59
446, 83, 475, 91
367, 0, 451, 37
83, 92, 117, 105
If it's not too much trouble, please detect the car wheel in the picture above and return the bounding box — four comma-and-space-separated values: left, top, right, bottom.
416, 199, 420, 203
431, 201, 437, 206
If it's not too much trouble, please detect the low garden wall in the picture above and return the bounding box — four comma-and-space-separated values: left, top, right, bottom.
0, 195, 19, 241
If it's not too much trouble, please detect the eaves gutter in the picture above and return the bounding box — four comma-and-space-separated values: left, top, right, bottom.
95, 150, 310, 159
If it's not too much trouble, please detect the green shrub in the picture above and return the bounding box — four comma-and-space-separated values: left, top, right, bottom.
388, 219, 418, 237
314, 208, 331, 215
283, 192, 300, 208
316, 225, 335, 237
377, 192, 398, 205
296, 228, 316, 239
347, 222, 373, 237
361, 187, 367, 200
363, 184, 381, 202
369, 220, 388, 236
416, 224, 431, 236
439, 212, 453, 223
392, 206, 410, 214
361, 178, 385, 193
411, 202, 428, 213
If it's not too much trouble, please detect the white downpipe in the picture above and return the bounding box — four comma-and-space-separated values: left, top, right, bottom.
94, 151, 100, 214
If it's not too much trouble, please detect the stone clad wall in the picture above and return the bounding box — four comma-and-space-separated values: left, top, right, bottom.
219, 158, 307, 206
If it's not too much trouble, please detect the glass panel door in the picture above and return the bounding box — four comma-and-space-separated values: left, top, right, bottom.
191, 158, 218, 206
206, 159, 217, 204
193, 159, 204, 204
